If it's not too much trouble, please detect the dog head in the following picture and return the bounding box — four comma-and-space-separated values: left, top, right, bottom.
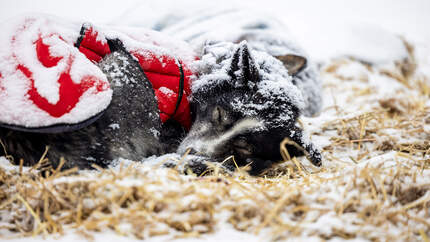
178, 41, 321, 171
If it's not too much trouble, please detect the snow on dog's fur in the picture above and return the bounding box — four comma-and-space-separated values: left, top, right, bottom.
0, 41, 165, 169
178, 41, 322, 174
0, 28, 323, 174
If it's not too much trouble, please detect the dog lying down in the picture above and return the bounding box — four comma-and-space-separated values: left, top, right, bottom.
0, 14, 322, 175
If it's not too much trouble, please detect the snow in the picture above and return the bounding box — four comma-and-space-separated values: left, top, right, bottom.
159, 86, 175, 96
101, 25, 196, 65
308, 23, 409, 65
0, 14, 112, 128
2, 223, 261, 242
108, 123, 120, 130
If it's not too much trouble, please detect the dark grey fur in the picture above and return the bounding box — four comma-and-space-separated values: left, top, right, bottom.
178, 43, 321, 175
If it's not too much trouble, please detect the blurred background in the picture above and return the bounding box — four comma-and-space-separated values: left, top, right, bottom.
1, 0, 429, 62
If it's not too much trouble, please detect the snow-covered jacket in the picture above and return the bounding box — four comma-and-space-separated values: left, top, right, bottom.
0, 15, 196, 131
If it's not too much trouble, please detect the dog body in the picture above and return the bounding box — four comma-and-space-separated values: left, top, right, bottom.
0, 46, 176, 169
0, 14, 323, 173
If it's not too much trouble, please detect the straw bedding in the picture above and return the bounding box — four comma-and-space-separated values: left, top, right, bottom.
0, 42, 429, 241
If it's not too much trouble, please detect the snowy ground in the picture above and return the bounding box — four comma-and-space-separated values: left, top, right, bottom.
1, 0, 430, 241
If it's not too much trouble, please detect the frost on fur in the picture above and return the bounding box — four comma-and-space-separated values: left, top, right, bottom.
179, 41, 323, 172
191, 40, 321, 128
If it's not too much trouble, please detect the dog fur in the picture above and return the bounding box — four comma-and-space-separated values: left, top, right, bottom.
0, 39, 322, 174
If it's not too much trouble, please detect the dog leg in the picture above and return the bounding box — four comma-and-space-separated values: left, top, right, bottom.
284, 126, 322, 167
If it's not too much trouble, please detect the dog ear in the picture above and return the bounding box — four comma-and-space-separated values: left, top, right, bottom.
228, 41, 260, 87
276, 54, 307, 76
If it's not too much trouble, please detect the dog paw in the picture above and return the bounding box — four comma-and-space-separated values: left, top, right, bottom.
182, 155, 211, 176
182, 155, 236, 176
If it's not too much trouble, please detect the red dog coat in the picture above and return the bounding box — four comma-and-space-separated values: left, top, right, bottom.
0, 15, 196, 131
